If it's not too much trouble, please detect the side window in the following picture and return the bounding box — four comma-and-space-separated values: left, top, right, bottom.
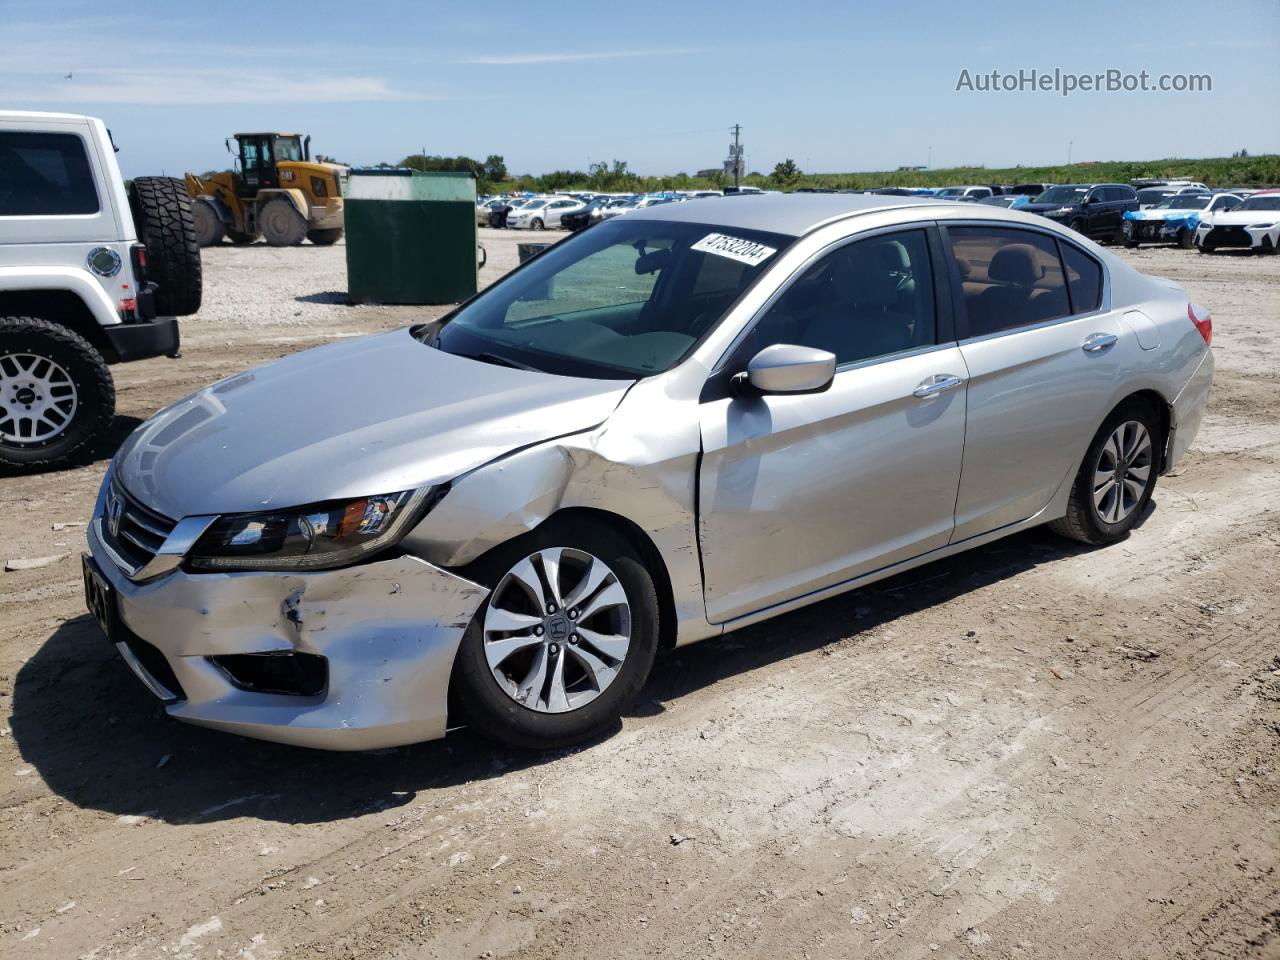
1217, 196, 1241, 212
948, 227, 1071, 337
0, 131, 99, 216
743, 229, 937, 366
1059, 242, 1103, 314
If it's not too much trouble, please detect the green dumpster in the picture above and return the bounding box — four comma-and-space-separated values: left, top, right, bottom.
344, 169, 477, 305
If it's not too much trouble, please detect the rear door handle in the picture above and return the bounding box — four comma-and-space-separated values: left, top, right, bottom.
1082, 332, 1118, 353
913, 374, 965, 399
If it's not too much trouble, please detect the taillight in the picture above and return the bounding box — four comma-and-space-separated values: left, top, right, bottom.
130, 243, 148, 279
1188, 303, 1212, 346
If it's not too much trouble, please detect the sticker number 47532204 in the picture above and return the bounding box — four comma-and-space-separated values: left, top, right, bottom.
690, 233, 777, 267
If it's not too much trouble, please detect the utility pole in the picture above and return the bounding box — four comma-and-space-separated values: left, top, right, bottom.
1067, 141, 1073, 165
731, 124, 742, 189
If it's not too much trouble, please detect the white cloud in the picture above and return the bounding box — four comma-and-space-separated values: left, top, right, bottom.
461, 47, 708, 65
3, 70, 436, 105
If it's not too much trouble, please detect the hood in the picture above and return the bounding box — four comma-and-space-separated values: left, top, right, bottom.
1202, 210, 1280, 227
116, 328, 632, 519
1021, 201, 1077, 214
1125, 208, 1200, 223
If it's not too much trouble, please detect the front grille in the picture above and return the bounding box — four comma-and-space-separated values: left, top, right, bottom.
103, 480, 177, 572
1207, 226, 1252, 247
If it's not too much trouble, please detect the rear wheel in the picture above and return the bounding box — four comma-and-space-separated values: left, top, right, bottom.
260, 200, 308, 246
191, 200, 225, 247
453, 521, 660, 750
306, 228, 343, 245
1049, 399, 1161, 545
129, 176, 202, 316
0, 317, 115, 469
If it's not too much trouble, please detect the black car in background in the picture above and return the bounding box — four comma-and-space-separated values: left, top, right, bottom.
1022, 183, 1139, 243
562, 199, 609, 231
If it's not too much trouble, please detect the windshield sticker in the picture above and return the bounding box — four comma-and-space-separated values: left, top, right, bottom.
691, 233, 777, 266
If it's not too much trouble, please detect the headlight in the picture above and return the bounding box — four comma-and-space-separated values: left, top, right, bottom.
186, 486, 441, 572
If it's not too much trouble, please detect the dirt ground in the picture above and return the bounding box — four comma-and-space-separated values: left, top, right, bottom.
2, 229, 1277, 960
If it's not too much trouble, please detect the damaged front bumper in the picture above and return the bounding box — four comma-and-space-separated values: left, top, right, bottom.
85, 519, 487, 750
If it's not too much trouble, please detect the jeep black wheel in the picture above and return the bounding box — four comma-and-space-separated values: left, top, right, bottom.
129, 177, 202, 316
306, 228, 343, 245
0, 317, 115, 469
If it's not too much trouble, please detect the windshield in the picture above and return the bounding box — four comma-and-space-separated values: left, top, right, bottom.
935, 188, 965, 197
1138, 188, 1175, 205
430, 219, 793, 379
273, 137, 304, 162
1158, 195, 1210, 210
1239, 195, 1280, 211
1035, 186, 1089, 204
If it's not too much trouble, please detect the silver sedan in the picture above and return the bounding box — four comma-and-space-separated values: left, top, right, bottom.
84, 195, 1214, 750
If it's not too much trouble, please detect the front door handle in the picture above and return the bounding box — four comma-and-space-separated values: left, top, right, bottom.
913, 374, 965, 399
1082, 332, 1118, 353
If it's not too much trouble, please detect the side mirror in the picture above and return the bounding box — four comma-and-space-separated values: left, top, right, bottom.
737, 344, 836, 395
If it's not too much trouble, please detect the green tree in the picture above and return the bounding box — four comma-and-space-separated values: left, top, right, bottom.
484, 154, 508, 182
771, 158, 801, 186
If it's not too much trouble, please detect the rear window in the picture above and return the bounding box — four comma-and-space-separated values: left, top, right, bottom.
0, 131, 100, 216
948, 227, 1071, 337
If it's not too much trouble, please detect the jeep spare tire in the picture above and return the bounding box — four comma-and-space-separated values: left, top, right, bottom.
129, 177, 202, 317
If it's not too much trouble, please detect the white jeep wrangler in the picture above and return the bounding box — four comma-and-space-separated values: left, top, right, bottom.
0, 110, 201, 468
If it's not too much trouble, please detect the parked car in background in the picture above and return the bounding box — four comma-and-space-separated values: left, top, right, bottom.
1137, 185, 1212, 209
1023, 183, 1138, 243
562, 199, 611, 232
510, 196, 588, 231
490, 196, 536, 229
476, 198, 508, 226
1008, 183, 1053, 197
597, 199, 638, 220
82, 193, 1214, 751
1195, 190, 1280, 254
1123, 193, 1241, 248
935, 185, 995, 202
978, 194, 1033, 210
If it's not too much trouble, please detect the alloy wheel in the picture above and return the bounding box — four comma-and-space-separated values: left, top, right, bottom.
482, 547, 631, 713
1092, 420, 1153, 524
0, 352, 78, 444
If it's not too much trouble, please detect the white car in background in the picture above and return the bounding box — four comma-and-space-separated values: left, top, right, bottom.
934, 185, 995, 202
1195, 191, 1280, 254
1123, 192, 1242, 248
509, 197, 587, 231
597, 198, 639, 220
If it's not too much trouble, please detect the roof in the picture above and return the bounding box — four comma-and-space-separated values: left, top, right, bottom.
623, 193, 941, 237
233, 132, 303, 138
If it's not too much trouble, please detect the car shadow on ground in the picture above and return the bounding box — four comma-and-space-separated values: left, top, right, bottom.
10, 517, 1137, 826
294, 291, 353, 305
0, 415, 142, 479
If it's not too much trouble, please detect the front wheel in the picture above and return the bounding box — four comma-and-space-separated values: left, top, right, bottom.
1049, 400, 1161, 545
0, 317, 115, 469
1177, 228, 1195, 249
531, 218, 545, 231
260, 200, 308, 246
1067, 217, 1086, 235
453, 522, 660, 750
307, 228, 344, 246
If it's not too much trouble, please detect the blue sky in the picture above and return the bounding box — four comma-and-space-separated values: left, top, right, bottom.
4, 0, 1277, 178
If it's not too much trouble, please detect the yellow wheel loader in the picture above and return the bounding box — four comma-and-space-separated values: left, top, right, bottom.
185, 133, 346, 247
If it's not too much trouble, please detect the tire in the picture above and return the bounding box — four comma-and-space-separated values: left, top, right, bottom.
1124, 239, 1140, 249
129, 177, 202, 317
531, 218, 545, 231
1067, 218, 1086, 235
0, 317, 115, 469
1049, 398, 1161, 546
227, 229, 256, 245
191, 200, 225, 247
306, 228, 343, 245
260, 200, 308, 246
1198, 244, 1215, 255
1177, 228, 1195, 250
453, 520, 661, 750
